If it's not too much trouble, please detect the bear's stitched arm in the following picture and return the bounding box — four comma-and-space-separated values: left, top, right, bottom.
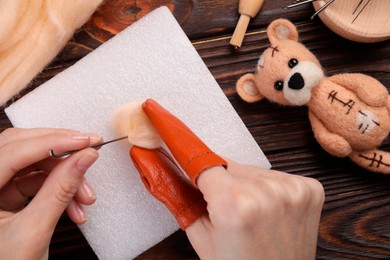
309, 110, 352, 157
329, 73, 388, 107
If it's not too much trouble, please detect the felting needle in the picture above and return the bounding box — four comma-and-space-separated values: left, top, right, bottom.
49, 136, 128, 158
310, 0, 336, 20
283, 0, 316, 10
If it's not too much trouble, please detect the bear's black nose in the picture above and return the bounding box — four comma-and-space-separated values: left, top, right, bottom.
288, 73, 304, 90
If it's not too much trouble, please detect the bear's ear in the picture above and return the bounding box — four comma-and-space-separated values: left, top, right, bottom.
236, 74, 264, 103
267, 19, 299, 45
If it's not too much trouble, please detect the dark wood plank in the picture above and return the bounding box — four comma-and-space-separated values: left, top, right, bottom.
83, 0, 314, 43
0, 0, 389, 259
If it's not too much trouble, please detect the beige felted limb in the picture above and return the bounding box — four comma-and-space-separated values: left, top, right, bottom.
309, 110, 352, 157
349, 150, 390, 174
328, 73, 388, 107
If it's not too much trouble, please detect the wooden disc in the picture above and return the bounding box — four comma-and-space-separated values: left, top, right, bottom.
313, 0, 390, 43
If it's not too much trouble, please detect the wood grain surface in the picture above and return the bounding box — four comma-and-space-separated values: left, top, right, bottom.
313, 0, 390, 43
1, 0, 390, 259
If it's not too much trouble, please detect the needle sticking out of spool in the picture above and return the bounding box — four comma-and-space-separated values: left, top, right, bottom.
230, 0, 265, 48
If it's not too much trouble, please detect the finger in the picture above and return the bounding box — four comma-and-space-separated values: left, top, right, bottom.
224, 158, 293, 184
225, 158, 269, 177
0, 172, 47, 211
15, 172, 48, 196
196, 166, 232, 200
66, 199, 88, 224
73, 177, 96, 205
228, 163, 322, 221
0, 211, 15, 219
130, 146, 207, 230
0, 132, 101, 187
15, 141, 104, 178
0, 128, 83, 146
21, 148, 99, 233
141, 99, 227, 187
14, 157, 65, 178
223, 159, 307, 203
185, 216, 213, 253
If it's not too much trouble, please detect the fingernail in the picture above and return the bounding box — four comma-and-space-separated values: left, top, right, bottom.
77, 203, 88, 222
88, 132, 102, 142
71, 133, 90, 140
77, 151, 99, 172
83, 178, 96, 200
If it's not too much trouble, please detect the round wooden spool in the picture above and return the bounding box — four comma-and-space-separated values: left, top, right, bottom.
313, 0, 390, 43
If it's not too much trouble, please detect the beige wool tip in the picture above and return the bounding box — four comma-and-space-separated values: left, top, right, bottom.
110, 102, 162, 149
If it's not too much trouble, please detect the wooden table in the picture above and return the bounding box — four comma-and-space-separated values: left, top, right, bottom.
1, 0, 390, 258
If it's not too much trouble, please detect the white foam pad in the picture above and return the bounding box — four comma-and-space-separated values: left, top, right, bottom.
5, 7, 271, 259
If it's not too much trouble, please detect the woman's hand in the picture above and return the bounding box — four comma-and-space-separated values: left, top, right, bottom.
0, 128, 101, 259
186, 162, 324, 260
130, 99, 325, 259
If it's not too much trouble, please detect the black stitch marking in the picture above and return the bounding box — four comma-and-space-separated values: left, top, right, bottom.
345, 100, 355, 114
328, 91, 337, 103
358, 123, 363, 130
362, 124, 369, 134
359, 153, 390, 168
270, 46, 279, 57
359, 110, 367, 116
327, 90, 356, 114
372, 120, 380, 126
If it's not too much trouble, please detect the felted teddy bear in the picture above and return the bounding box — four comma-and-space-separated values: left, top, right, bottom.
236, 18, 390, 174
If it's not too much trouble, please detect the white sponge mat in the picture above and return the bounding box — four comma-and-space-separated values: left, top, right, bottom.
5, 7, 271, 259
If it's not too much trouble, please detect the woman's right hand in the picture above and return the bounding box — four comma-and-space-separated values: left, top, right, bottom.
186, 161, 324, 260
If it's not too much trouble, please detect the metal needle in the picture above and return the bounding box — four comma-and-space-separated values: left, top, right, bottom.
49, 136, 128, 158
311, 0, 336, 20
283, 0, 316, 9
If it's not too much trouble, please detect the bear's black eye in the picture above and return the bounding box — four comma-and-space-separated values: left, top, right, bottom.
288, 58, 298, 68
274, 80, 283, 91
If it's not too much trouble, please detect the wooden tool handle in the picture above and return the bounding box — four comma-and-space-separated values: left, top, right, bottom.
230, 0, 264, 48
239, 0, 264, 17
230, 14, 251, 48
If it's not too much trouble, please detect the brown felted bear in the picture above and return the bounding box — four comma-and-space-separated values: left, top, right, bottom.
236, 18, 390, 174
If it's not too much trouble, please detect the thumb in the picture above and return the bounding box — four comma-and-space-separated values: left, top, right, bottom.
21, 148, 99, 234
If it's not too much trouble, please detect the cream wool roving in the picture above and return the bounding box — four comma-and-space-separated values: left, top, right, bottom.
0, 0, 103, 106
110, 102, 162, 149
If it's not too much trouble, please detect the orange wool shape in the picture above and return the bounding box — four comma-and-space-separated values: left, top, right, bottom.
112, 99, 227, 229
236, 19, 390, 174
